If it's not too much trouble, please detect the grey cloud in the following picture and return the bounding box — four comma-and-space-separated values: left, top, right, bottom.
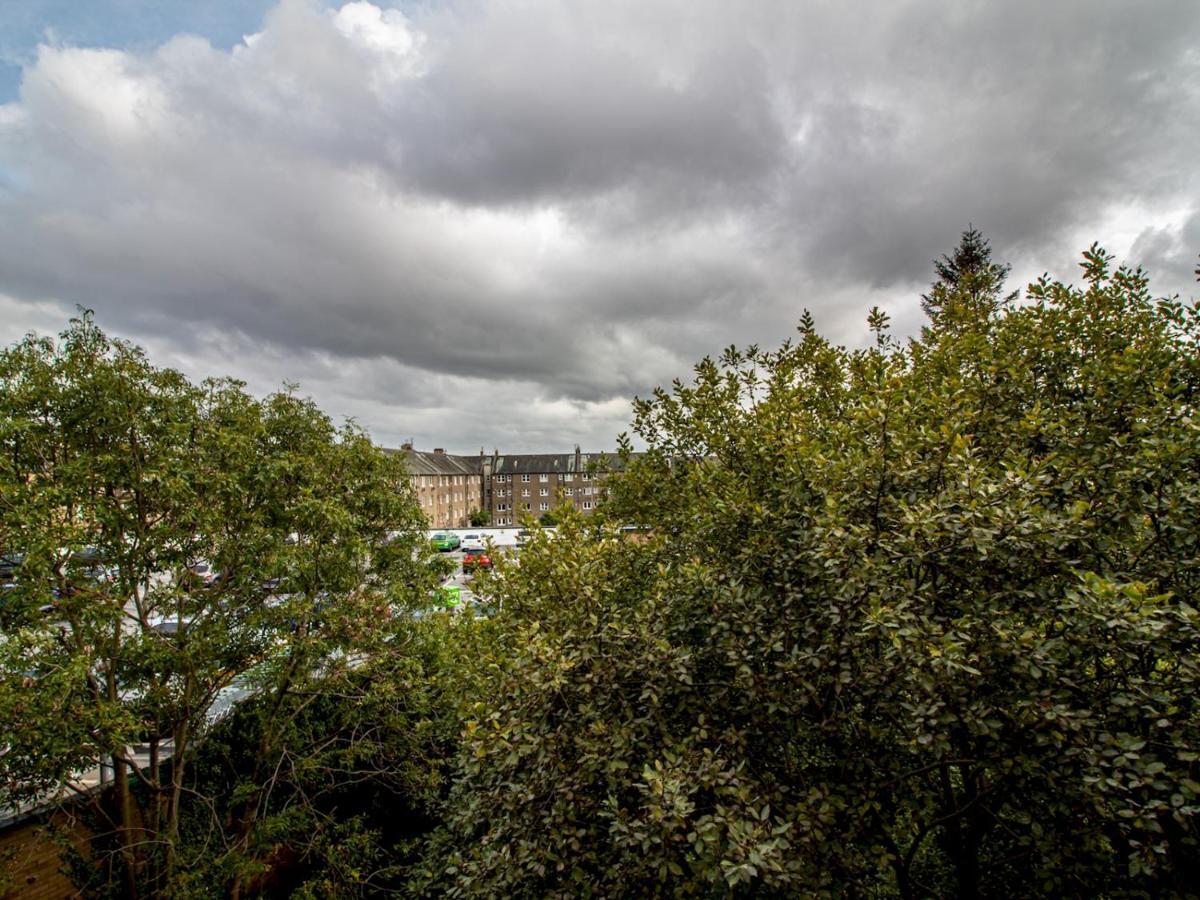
0, 0, 1198, 451
1130, 210, 1200, 297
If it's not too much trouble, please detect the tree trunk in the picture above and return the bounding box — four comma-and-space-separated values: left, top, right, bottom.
112, 753, 141, 899
938, 763, 981, 900
164, 723, 189, 880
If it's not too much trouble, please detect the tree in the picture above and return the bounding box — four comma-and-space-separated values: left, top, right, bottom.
0, 313, 442, 896
468, 508, 490, 528
426, 246, 1200, 896
920, 226, 1013, 333
171, 608, 482, 898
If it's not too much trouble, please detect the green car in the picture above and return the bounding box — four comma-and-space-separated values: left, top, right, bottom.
431, 532, 461, 552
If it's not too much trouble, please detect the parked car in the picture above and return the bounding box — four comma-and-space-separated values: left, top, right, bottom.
462, 549, 492, 573
431, 532, 461, 552
460, 533, 485, 552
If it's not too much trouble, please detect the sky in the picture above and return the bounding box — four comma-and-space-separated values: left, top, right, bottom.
0, 0, 1198, 453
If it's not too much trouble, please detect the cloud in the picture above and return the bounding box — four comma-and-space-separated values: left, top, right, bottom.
0, 0, 1198, 451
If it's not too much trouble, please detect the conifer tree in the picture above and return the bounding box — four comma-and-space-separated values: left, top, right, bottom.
920, 226, 1012, 332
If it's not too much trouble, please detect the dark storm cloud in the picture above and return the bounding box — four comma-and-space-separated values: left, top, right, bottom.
0, 0, 1197, 451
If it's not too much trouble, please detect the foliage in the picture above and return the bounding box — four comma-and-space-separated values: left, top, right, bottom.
170, 612, 483, 898
468, 509, 490, 528
426, 242, 1200, 897
0, 312, 442, 896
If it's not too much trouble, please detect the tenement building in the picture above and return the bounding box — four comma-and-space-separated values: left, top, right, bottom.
392, 444, 628, 528
392, 445, 484, 529
486, 447, 620, 526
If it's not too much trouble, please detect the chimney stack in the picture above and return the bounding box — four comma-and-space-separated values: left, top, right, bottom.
433, 448, 445, 455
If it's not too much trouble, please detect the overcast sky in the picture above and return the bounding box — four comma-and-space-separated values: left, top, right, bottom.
1, 0, 1198, 452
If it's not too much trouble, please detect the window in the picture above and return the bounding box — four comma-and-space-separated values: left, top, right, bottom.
540, 502, 549, 511
583, 501, 593, 510
565, 487, 574, 496
539, 487, 548, 497
521, 474, 530, 483
523, 502, 531, 510
538, 474, 548, 482
521, 488, 529, 497
584, 487, 594, 496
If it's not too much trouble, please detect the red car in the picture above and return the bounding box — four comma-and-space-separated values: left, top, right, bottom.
462, 549, 492, 573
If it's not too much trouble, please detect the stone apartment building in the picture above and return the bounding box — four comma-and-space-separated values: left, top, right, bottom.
393, 445, 484, 529
393, 444, 627, 528
486, 447, 619, 526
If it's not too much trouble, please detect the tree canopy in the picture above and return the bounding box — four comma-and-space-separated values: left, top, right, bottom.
0, 312, 444, 896
428, 242, 1200, 897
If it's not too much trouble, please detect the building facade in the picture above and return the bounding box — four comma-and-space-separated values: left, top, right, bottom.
393, 445, 485, 529
394, 445, 627, 528
486, 447, 619, 526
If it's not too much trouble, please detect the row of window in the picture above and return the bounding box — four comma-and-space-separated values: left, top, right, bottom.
500, 486, 597, 498
494, 499, 596, 511
493, 473, 593, 483
415, 474, 470, 487
498, 501, 594, 512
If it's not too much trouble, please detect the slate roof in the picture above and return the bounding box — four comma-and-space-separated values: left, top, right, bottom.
387, 448, 483, 477
490, 452, 631, 476
385, 447, 638, 477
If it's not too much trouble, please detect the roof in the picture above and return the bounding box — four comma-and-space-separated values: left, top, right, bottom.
387, 448, 483, 477
384, 447, 640, 477
490, 452, 632, 476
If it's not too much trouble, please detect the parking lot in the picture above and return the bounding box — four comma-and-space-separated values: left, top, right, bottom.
426, 526, 548, 609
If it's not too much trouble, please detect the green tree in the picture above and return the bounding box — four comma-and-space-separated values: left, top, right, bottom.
468, 508, 490, 528
173, 609, 483, 898
427, 245, 1200, 897
920, 226, 1014, 334
0, 313, 441, 896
